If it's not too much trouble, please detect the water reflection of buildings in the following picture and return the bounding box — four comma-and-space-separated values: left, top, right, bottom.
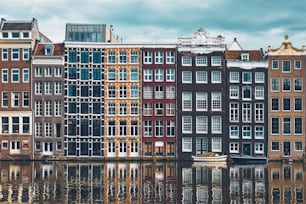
269, 162, 304, 204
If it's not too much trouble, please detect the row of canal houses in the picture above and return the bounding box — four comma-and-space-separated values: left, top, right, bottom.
0, 18, 306, 162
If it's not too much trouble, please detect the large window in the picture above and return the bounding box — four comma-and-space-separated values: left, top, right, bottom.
255, 143, 264, 154
155, 51, 164, 64
271, 98, 279, 111
283, 98, 290, 111
166, 103, 175, 116
230, 103, 239, 121
283, 118, 291, 134
2, 92, 8, 107
271, 78, 279, 91
12, 48, 19, 60
211, 92, 222, 111
166, 86, 175, 99
282, 78, 291, 91
294, 78, 302, 91
23, 68, 29, 83
155, 69, 164, 82
272, 118, 279, 134
108, 51, 116, 64
155, 103, 164, 116
242, 126, 252, 138
130, 51, 139, 64
11, 92, 19, 107
167, 121, 175, 137
255, 72, 265, 83
182, 71, 192, 83
68, 51, 77, 63
143, 86, 153, 99
155, 120, 164, 137
282, 60, 291, 72
211, 56, 221, 66
229, 143, 239, 153
212, 137, 222, 152
108, 103, 116, 116
196, 92, 207, 111
255, 87, 264, 99
295, 98, 302, 111
255, 126, 264, 139
144, 51, 152, 64
196, 116, 207, 133
2, 48, 8, 61
196, 71, 207, 83
182, 56, 192, 66
130, 86, 139, 99
143, 121, 152, 137
143, 103, 152, 116
182, 137, 192, 152
230, 72, 239, 83
143, 69, 153, 81
242, 103, 252, 122
295, 118, 302, 135
255, 103, 264, 122
166, 69, 175, 82
182, 92, 192, 111
2, 69, 8, 83
242, 86, 252, 100
182, 116, 192, 133
272, 60, 279, 69
155, 85, 164, 99
119, 51, 127, 64
229, 125, 239, 138
242, 72, 252, 83
211, 116, 222, 134
11, 69, 19, 83
230, 86, 239, 99
196, 56, 207, 66
166, 51, 175, 64
211, 71, 221, 83
119, 69, 127, 81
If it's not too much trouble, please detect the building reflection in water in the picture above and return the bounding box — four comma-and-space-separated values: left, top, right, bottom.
1, 161, 303, 203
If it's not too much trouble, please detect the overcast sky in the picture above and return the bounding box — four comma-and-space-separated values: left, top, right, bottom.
1, 0, 306, 50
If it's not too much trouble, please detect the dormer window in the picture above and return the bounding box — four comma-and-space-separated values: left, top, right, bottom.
2, 32, 8, 38
241, 53, 249, 61
12, 32, 20, 38
23, 32, 29, 38
44, 44, 53, 55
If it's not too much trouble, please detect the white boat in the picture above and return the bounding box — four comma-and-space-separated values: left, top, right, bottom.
192, 154, 228, 162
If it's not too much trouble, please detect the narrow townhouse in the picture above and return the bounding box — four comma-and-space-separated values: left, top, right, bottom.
32, 43, 65, 159
225, 38, 268, 162
268, 36, 306, 161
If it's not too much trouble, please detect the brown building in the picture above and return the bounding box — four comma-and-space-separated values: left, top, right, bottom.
0, 18, 42, 159
268, 36, 306, 161
32, 43, 65, 159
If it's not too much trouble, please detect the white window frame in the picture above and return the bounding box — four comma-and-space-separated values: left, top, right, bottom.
196, 92, 207, 111
196, 116, 208, 134
143, 69, 153, 82
196, 56, 208, 66
166, 51, 175, 64
255, 86, 264, 99
196, 71, 207, 84
182, 92, 192, 111
182, 116, 192, 133
182, 137, 192, 152
211, 116, 222, 134
211, 92, 222, 111
166, 69, 175, 82
212, 137, 222, 152
254, 143, 264, 154
255, 126, 264, 139
182, 56, 192, 66
229, 86, 239, 99
229, 125, 239, 138
211, 56, 221, 66
211, 71, 221, 83
229, 142, 239, 153
255, 72, 265, 83
155, 51, 164, 64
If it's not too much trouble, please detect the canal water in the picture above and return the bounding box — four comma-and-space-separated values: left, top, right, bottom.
0, 161, 302, 203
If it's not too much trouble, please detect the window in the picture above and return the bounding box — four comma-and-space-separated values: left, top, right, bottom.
68, 67, 76, 79
144, 51, 152, 64
229, 125, 239, 138
155, 69, 164, 82
143, 69, 152, 81
2, 48, 8, 60
242, 126, 252, 138
272, 60, 279, 69
130, 103, 138, 115
44, 67, 52, 77
130, 51, 139, 64
182, 116, 192, 133
211, 116, 222, 134
255, 143, 264, 154
294, 78, 302, 91
108, 51, 116, 64
282, 60, 291, 72
295, 60, 301, 69
196, 92, 207, 111
130, 69, 138, 81
11, 69, 19, 82
23, 92, 29, 107
130, 86, 139, 99
155, 103, 164, 116
12, 32, 20, 38
211, 92, 221, 111
2, 32, 8, 38
182, 56, 192, 66
55, 82, 62, 95
283, 118, 291, 134
230, 86, 239, 99
12, 48, 19, 60
166, 51, 175, 64
196, 71, 207, 83
108, 69, 116, 81
93, 52, 101, 64
143, 103, 152, 116
196, 56, 207, 66
166, 103, 175, 116
93, 68, 101, 80
255, 72, 265, 83
166, 86, 175, 99
45, 123, 52, 137
295, 142, 303, 151
230, 72, 239, 83
295, 118, 302, 135
271, 142, 280, 151
155, 120, 164, 137
35, 101, 42, 116
211, 56, 221, 66
271, 78, 279, 91
144, 121, 152, 137
119, 121, 127, 136
119, 69, 127, 81
272, 98, 279, 111
80, 52, 89, 63
11, 92, 19, 107
255, 86, 264, 99
108, 121, 116, 136
242, 103, 252, 122
182, 71, 192, 83
242, 72, 252, 83
2, 92, 8, 107
119, 103, 127, 115
182, 92, 192, 111
255, 103, 264, 122
272, 118, 279, 134
2, 69, 8, 83
295, 98, 302, 111
155, 51, 164, 64
182, 137, 192, 152
23, 48, 29, 60
35, 67, 42, 77
119, 51, 127, 64
108, 103, 116, 116
241, 53, 249, 61
212, 137, 222, 152
167, 121, 175, 137
230, 143, 239, 153
211, 71, 221, 83
45, 101, 52, 116
283, 78, 291, 91
230, 103, 239, 121
2, 117, 8, 133
166, 69, 175, 81
255, 126, 264, 139
283, 98, 290, 111
196, 116, 207, 133
22, 69, 29, 83
45, 82, 52, 95
80, 68, 89, 80
119, 86, 127, 98
155, 85, 164, 99
55, 101, 62, 116
130, 121, 138, 137
143, 86, 153, 99
12, 117, 19, 133
242, 86, 252, 100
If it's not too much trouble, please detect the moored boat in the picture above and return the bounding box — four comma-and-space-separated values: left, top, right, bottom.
192, 152, 228, 162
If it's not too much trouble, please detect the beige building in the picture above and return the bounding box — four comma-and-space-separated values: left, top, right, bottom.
268, 36, 306, 161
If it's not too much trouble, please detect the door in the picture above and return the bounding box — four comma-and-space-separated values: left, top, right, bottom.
283, 142, 291, 156
196, 138, 208, 155
43, 142, 53, 156
243, 143, 251, 156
